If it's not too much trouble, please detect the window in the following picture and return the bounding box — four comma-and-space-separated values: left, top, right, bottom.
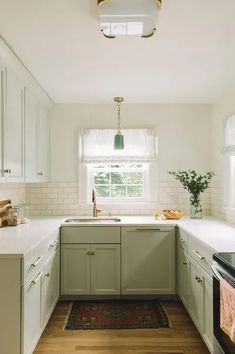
223, 114, 235, 221
89, 163, 148, 201
79, 128, 157, 204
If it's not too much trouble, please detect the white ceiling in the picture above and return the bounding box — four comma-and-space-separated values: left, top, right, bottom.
0, 0, 235, 104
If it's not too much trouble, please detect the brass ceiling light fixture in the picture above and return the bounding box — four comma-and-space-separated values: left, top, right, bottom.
98, 0, 162, 38
114, 96, 124, 150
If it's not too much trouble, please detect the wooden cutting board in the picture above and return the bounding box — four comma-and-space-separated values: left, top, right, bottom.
0, 199, 12, 227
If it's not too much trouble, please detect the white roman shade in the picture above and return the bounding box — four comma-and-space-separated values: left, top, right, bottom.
223, 114, 235, 155
80, 128, 157, 163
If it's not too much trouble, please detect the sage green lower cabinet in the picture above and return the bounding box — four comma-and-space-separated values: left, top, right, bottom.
121, 226, 175, 294
42, 251, 60, 328
61, 243, 120, 295
177, 227, 213, 354
188, 255, 213, 352
188, 256, 204, 330
91, 244, 120, 295
22, 268, 44, 354
177, 244, 189, 308
61, 244, 91, 295
22, 247, 60, 354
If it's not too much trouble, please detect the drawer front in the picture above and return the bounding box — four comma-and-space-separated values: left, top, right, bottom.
23, 243, 46, 285
61, 227, 121, 244
177, 227, 188, 250
23, 229, 60, 285
188, 236, 213, 276
44, 229, 60, 259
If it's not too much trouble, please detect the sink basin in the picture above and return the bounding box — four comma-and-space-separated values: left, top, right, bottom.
65, 217, 121, 223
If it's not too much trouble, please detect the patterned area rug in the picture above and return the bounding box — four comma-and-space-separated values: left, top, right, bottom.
64, 300, 170, 330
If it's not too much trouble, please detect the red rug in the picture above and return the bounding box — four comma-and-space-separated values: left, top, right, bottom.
64, 300, 170, 330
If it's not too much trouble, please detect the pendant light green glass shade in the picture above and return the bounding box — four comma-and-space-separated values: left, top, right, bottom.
114, 133, 124, 149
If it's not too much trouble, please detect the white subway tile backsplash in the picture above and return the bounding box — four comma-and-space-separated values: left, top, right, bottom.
0, 179, 222, 218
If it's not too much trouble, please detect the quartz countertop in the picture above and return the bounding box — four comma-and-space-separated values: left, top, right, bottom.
0, 215, 234, 257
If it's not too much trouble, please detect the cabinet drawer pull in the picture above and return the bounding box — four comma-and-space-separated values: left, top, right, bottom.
183, 262, 187, 265
4, 168, 12, 174
193, 250, 205, 260
44, 273, 50, 278
37, 172, 43, 176
32, 272, 43, 284
50, 240, 58, 247
180, 238, 186, 244
195, 276, 203, 283
31, 256, 44, 267
87, 251, 95, 256
135, 228, 161, 231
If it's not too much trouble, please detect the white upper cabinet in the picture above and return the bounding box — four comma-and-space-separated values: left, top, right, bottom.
36, 104, 50, 181
0, 63, 5, 181
2, 69, 25, 182
25, 91, 50, 182
25, 89, 38, 182
0, 39, 53, 183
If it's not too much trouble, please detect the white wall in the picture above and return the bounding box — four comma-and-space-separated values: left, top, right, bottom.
210, 86, 235, 219
50, 104, 212, 182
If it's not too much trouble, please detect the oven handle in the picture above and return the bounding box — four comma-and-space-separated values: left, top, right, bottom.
211, 264, 223, 281
211, 262, 235, 283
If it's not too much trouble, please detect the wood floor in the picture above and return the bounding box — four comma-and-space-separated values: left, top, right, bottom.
34, 301, 210, 354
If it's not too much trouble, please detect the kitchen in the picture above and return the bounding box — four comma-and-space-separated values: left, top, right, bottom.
0, 1, 235, 354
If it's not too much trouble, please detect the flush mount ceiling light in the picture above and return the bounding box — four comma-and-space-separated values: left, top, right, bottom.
98, 0, 162, 38
114, 96, 124, 150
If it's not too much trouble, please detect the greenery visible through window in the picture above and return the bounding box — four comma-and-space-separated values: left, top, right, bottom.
92, 163, 147, 200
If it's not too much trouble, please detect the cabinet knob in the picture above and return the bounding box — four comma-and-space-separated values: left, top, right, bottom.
183, 262, 187, 265
44, 273, 50, 278
195, 276, 202, 283
87, 251, 95, 256
37, 172, 43, 176
4, 168, 12, 174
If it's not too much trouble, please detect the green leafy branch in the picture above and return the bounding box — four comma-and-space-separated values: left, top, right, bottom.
168, 170, 215, 213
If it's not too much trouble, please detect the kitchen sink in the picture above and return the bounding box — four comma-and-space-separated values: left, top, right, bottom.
64, 217, 121, 223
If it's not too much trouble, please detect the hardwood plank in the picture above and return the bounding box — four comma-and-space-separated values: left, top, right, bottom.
34, 301, 210, 354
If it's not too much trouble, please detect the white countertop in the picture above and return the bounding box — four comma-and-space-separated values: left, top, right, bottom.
0, 215, 234, 257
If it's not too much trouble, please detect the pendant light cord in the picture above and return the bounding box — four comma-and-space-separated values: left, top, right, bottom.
117, 101, 121, 133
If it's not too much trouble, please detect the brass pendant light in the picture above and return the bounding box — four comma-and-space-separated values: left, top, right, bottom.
114, 96, 124, 150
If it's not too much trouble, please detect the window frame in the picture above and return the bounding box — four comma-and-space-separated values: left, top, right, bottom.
87, 163, 150, 204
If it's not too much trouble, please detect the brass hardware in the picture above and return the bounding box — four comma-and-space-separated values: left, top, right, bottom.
92, 189, 101, 217
141, 29, 156, 38
44, 273, 50, 278
193, 250, 205, 260
32, 272, 43, 284
183, 262, 187, 265
87, 251, 95, 256
4, 169, 12, 174
31, 256, 44, 267
37, 172, 43, 176
50, 240, 58, 248
136, 228, 161, 231
195, 276, 202, 283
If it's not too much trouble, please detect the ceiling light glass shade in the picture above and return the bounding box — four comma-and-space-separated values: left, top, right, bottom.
114, 133, 124, 149
98, 0, 162, 38
114, 96, 124, 150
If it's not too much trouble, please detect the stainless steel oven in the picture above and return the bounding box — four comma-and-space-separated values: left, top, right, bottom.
212, 254, 235, 354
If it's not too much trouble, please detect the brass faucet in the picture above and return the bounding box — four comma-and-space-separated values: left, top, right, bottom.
92, 189, 101, 217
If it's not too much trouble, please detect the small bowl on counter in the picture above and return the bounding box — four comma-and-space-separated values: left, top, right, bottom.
162, 210, 184, 220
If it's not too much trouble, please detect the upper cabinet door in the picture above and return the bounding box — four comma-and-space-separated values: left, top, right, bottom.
36, 104, 50, 181
5, 70, 24, 181
25, 89, 39, 182
0, 64, 5, 181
